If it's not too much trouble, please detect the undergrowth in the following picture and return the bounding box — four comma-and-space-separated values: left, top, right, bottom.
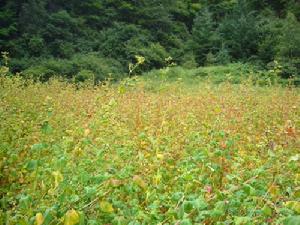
0, 76, 299, 225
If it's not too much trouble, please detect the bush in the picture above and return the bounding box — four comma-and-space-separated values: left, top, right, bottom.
215, 47, 232, 65
181, 52, 198, 69
274, 59, 300, 79
258, 12, 300, 78
23, 53, 124, 82
143, 63, 261, 85
195, 63, 257, 83
74, 69, 95, 83
98, 23, 151, 65
218, 2, 262, 60
275, 13, 300, 78
28, 36, 45, 56
190, 9, 218, 65
23, 58, 74, 81
127, 43, 169, 72
10, 57, 38, 73
71, 53, 124, 82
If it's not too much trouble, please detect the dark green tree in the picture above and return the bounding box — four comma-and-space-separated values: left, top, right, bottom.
190, 8, 219, 65
218, 1, 262, 60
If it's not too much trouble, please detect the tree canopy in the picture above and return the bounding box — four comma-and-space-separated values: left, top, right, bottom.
0, 0, 300, 80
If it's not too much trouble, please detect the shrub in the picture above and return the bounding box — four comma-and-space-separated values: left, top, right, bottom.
23, 53, 124, 82
28, 36, 45, 56
23, 58, 74, 81
71, 53, 124, 82
74, 69, 95, 83
275, 13, 300, 78
181, 52, 198, 69
127, 43, 169, 72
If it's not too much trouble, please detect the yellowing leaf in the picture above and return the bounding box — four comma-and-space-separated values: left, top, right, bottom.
99, 201, 114, 213
285, 201, 300, 214
268, 184, 280, 200
110, 179, 122, 187
295, 173, 300, 182
153, 172, 162, 186
84, 129, 90, 136
64, 209, 79, 225
135, 55, 145, 65
156, 153, 164, 160
52, 171, 63, 188
294, 189, 300, 198
35, 213, 44, 225
133, 175, 146, 189
118, 85, 126, 94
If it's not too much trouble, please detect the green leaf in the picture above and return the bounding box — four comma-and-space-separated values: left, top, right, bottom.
177, 205, 185, 219
183, 201, 194, 213
284, 216, 300, 225
262, 204, 273, 216
43, 207, 56, 225
79, 211, 85, 225
234, 216, 251, 225
243, 184, 256, 196
84, 186, 97, 198
87, 220, 97, 225
180, 218, 192, 225
26, 160, 38, 171
210, 209, 225, 218
19, 195, 32, 209
31, 143, 47, 151
193, 197, 208, 210
41, 121, 53, 134
70, 195, 80, 203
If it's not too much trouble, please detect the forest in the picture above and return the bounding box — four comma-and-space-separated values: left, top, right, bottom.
0, 0, 300, 81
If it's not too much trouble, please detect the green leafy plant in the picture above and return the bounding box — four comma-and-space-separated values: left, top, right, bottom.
128, 55, 145, 76
0, 72, 299, 224
0, 52, 9, 76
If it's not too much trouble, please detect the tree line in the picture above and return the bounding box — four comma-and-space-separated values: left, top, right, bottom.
0, 0, 299, 81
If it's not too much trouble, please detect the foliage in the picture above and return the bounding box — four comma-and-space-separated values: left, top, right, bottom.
0, 76, 299, 224
128, 55, 145, 77
0, 52, 10, 76
217, 1, 262, 60
0, 0, 300, 79
143, 62, 296, 87
190, 8, 218, 66
276, 13, 300, 78
22, 53, 124, 82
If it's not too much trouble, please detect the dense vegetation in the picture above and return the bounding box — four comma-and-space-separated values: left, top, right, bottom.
1, 0, 300, 81
1, 1, 300, 224
0, 75, 299, 224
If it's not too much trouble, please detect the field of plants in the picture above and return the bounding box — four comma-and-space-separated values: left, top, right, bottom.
0, 76, 300, 225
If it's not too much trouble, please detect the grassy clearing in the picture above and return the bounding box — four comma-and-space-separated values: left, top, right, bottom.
142, 63, 298, 88
0, 76, 300, 224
